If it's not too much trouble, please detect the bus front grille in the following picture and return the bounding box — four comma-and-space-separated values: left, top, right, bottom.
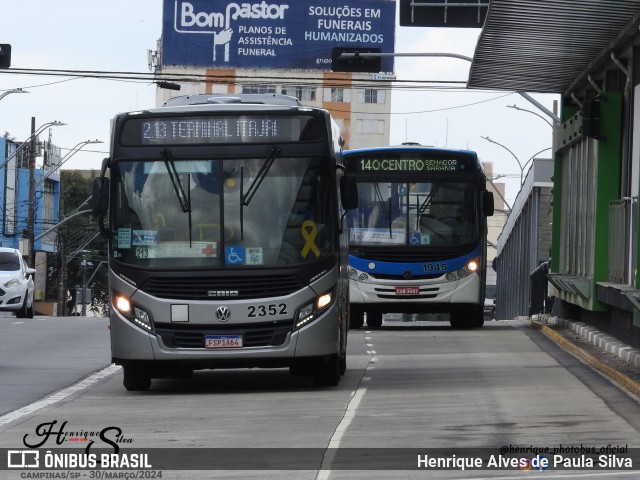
155, 320, 294, 349
142, 275, 304, 300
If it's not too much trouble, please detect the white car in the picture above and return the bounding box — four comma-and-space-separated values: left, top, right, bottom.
0, 247, 35, 318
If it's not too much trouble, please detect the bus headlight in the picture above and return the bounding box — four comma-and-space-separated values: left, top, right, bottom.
467, 258, 479, 272
295, 290, 335, 330
348, 268, 357, 278
446, 257, 481, 282
113, 292, 153, 332
115, 295, 131, 314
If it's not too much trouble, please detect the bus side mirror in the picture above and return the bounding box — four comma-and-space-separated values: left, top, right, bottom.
340, 176, 358, 210
483, 190, 494, 217
90, 177, 109, 216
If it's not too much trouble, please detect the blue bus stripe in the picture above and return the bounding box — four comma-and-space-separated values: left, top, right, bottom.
349, 246, 481, 275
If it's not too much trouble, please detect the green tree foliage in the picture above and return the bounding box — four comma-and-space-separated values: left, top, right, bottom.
51, 171, 108, 316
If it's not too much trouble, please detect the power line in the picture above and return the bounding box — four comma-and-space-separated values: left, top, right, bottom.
1, 66, 517, 117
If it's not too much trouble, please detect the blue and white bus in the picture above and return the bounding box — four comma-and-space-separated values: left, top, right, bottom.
343, 146, 494, 329
91, 94, 357, 390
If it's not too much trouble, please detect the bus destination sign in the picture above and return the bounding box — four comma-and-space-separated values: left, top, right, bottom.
357, 158, 464, 173
121, 114, 321, 146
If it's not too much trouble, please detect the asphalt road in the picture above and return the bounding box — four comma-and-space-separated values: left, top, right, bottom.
0, 313, 110, 417
0, 316, 638, 479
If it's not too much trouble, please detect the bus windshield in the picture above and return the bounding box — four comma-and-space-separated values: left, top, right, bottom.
111, 156, 334, 267
348, 180, 478, 247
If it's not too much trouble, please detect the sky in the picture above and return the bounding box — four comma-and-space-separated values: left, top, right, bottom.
0, 0, 558, 206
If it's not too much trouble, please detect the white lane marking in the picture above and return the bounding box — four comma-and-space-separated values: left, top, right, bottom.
0, 364, 120, 427
316, 330, 376, 480
316, 388, 367, 480
12, 322, 24, 325
327, 388, 366, 448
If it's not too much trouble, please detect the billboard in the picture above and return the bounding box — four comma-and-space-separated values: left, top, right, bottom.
162, 0, 396, 71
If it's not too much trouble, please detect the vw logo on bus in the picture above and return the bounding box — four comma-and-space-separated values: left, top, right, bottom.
216, 306, 231, 322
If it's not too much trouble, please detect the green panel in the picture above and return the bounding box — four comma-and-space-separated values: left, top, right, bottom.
582, 93, 622, 311
594, 93, 622, 286
551, 94, 622, 312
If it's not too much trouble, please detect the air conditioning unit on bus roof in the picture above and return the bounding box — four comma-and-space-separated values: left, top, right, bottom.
163, 94, 302, 108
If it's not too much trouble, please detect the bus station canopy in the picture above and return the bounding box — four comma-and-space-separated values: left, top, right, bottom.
467, 0, 640, 94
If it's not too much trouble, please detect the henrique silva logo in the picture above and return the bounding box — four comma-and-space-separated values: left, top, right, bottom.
7, 420, 142, 469
20, 420, 132, 451
174, 1, 291, 62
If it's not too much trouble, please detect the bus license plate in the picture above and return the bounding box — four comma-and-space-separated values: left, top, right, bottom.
205, 335, 243, 348
396, 286, 420, 295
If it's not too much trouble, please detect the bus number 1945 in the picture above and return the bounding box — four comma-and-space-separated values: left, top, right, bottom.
422, 263, 447, 273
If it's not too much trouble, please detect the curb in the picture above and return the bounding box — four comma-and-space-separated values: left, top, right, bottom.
543, 316, 640, 368
529, 319, 640, 398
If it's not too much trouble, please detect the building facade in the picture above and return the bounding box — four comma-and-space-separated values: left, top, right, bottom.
0, 136, 60, 253
0, 135, 61, 301
155, 67, 393, 149
154, 0, 397, 149
482, 161, 506, 307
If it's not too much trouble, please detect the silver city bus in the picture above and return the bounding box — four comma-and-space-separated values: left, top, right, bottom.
91, 94, 357, 390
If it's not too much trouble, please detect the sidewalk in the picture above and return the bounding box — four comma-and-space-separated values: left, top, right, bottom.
529, 315, 640, 398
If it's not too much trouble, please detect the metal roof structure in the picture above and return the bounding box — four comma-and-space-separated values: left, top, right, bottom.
468, 0, 640, 94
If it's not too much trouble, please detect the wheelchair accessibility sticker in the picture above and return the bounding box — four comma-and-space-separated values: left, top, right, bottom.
225, 246, 245, 265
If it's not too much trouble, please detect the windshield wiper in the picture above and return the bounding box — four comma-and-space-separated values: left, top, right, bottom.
162, 149, 191, 213
162, 149, 193, 245
241, 146, 280, 207
372, 182, 393, 237
418, 175, 446, 216
240, 146, 280, 241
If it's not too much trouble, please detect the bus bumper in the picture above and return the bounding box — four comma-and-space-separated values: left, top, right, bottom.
109, 303, 340, 366
349, 273, 481, 306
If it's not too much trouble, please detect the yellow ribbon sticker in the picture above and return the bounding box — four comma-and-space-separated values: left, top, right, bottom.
301, 220, 321, 259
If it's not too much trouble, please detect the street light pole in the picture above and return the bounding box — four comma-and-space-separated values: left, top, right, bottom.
507, 104, 554, 128
33, 139, 102, 190
481, 136, 525, 186
0, 88, 29, 103
522, 147, 553, 173
337, 51, 561, 126
0, 120, 66, 172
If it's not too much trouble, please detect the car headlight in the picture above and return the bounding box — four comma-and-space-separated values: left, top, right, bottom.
295, 290, 335, 330
4, 278, 21, 288
113, 292, 153, 332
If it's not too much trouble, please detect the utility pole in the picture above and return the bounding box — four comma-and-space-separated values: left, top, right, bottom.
81, 251, 87, 316
27, 116, 36, 268
57, 182, 66, 317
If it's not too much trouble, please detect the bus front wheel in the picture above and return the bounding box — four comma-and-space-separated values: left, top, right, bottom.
450, 307, 484, 329
314, 355, 341, 387
122, 363, 151, 391
350, 305, 364, 329
366, 310, 383, 329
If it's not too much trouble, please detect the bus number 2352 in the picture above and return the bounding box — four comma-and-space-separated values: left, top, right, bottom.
248, 303, 288, 317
